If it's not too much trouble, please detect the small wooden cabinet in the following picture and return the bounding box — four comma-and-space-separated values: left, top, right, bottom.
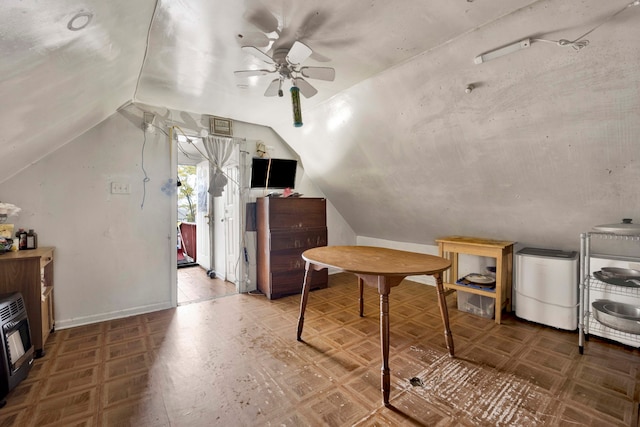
257, 197, 328, 299
436, 236, 514, 324
0, 247, 55, 357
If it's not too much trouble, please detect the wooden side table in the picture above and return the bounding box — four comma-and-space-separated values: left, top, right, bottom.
436, 236, 514, 324
296, 245, 452, 406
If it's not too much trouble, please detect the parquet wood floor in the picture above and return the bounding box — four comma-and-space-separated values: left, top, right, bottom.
0, 273, 638, 426
177, 266, 236, 305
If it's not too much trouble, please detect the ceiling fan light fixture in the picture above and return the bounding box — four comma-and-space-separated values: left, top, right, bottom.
234, 41, 334, 101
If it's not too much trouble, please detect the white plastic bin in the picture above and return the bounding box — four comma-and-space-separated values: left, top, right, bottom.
515, 247, 578, 330
457, 291, 495, 319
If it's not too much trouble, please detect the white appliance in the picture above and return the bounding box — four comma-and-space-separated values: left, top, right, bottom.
586, 254, 640, 347
515, 247, 578, 330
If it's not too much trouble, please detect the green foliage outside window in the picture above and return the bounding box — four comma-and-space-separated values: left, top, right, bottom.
178, 165, 197, 222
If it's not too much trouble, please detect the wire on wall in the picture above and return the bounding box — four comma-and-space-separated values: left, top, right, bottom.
532, 0, 640, 51
140, 128, 151, 209
264, 157, 272, 197
177, 142, 201, 161
255, 141, 274, 197
133, 0, 159, 102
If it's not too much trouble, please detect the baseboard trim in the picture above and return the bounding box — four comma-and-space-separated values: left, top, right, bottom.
55, 301, 174, 330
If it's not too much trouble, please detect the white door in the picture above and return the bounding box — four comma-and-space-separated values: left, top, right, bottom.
213, 194, 226, 280
195, 160, 211, 271
224, 164, 240, 285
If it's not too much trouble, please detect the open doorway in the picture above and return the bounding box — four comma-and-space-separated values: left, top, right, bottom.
177, 165, 197, 269
176, 136, 239, 305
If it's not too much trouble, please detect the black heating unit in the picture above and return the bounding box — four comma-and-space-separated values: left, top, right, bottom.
0, 292, 34, 407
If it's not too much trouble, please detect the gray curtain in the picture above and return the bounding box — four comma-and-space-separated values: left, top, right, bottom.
203, 136, 234, 197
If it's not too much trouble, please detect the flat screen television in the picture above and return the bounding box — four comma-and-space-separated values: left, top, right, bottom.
250, 158, 297, 189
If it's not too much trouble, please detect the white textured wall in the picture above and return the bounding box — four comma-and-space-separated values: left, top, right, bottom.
0, 107, 356, 327
274, 0, 640, 253
0, 109, 174, 328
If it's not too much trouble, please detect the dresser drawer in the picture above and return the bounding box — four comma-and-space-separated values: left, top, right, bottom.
269, 229, 327, 251
266, 198, 326, 229
270, 269, 328, 297
270, 249, 307, 272
256, 197, 328, 299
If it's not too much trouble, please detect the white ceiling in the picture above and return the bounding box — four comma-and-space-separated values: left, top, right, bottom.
1, 0, 639, 248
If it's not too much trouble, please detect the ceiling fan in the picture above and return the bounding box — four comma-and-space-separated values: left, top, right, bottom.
234, 41, 335, 98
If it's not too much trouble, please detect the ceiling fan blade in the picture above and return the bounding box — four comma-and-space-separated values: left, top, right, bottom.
264, 79, 281, 97
241, 46, 275, 65
294, 78, 318, 98
300, 67, 335, 81
237, 32, 270, 48
242, 2, 279, 33
179, 111, 199, 130
234, 69, 273, 77
310, 51, 332, 63
286, 41, 312, 65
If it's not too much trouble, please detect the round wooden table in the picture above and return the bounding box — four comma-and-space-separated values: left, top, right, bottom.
296, 245, 453, 406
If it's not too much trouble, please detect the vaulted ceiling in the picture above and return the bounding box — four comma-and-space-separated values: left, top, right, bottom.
2, 0, 639, 248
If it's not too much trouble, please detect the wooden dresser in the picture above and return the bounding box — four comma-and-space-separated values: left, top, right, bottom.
0, 247, 55, 357
256, 197, 328, 299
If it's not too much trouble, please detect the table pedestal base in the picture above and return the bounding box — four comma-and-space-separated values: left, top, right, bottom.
298, 265, 454, 406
